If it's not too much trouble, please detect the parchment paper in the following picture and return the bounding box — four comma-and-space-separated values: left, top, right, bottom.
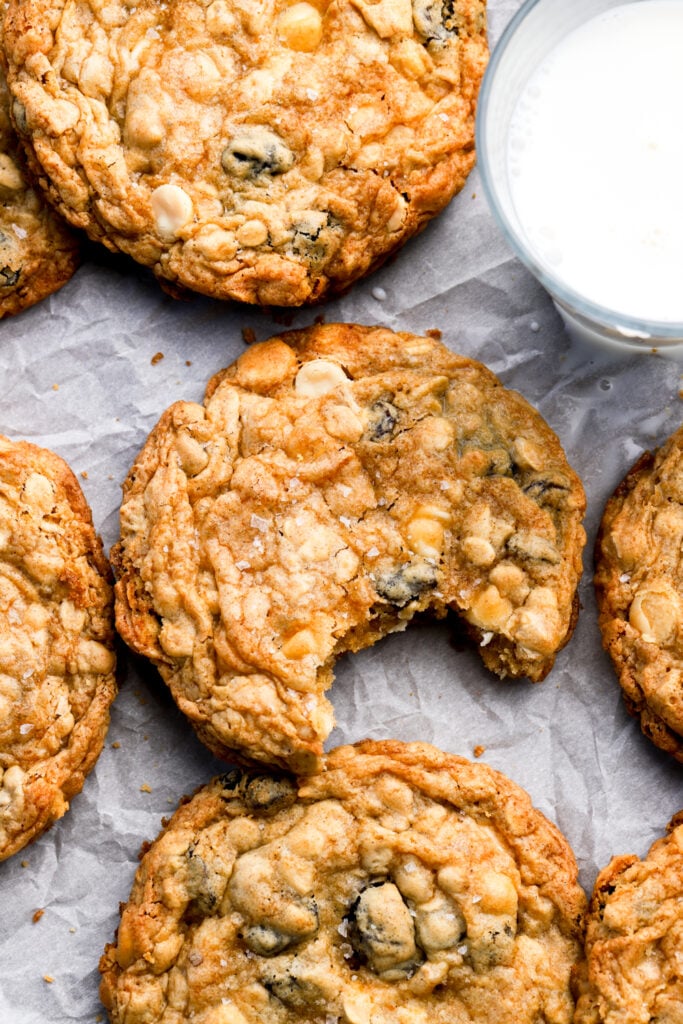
0, 2, 681, 1018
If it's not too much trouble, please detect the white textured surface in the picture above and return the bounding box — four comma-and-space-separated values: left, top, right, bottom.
0, 2, 681, 1019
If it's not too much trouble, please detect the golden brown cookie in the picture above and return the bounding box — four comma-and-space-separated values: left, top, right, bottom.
2, 0, 487, 305
99, 740, 587, 1024
0, 435, 116, 861
113, 323, 586, 771
0, 61, 79, 318
574, 812, 683, 1024
595, 425, 683, 763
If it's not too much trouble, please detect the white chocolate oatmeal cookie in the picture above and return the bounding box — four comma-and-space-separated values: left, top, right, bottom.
574, 813, 683, 1024
2, 0, 487, 304
0, 60, 79, 317
113, 323, 586, 772
99, 740, 587, 1024
595, 425, 683, 763
0, 435, 116, 860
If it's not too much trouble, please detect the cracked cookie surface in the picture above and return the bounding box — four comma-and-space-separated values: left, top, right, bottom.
0, 61, 79, 317
2, 0, 487, 305
113, 323, 586, 772
595, 425, 683, 762
0, 435, 116, 860
99, 739, 587, 1024
574, 813, 683, 1024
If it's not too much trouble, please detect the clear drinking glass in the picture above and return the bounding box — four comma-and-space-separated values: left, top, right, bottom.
476, 0, 683, 356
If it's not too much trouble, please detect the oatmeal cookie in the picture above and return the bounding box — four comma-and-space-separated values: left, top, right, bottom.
595, 425, 683, 763
0, 435, 116, 861
574, 812, 683, 1024
2, 0, 487, 305
0, 59, 79, 317
99, 739, 587, 1024
113, 323, 586, 771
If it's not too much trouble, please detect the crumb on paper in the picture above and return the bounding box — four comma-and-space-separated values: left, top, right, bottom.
32, 908, 44, 923
473, 745, 486, 758
140, 783, 152, 793
21, 859, 28, 868
52, 383, 59, 391
425, 328, 442, 340
69, 927, 76, 934
185, 359, 192, 366
43, 975, 54, 984
111, 741, 120, 749
143, 734, 149, 741
242, 327, 257, 345
80, 470, 88, 479
151, 351, 164, 365
472, 192, 477, 199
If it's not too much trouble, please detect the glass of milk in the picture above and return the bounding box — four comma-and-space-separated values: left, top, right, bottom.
477, 0, 683, 354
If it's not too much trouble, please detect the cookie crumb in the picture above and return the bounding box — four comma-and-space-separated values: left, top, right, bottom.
242, 327, 257, 345
21, 859, 28, 868
43, 975, 54, 984
151, 351, 164, 365
186, 360, 192, 366
81, 470, 88, 479
52, 383, 59, 391
32, 908, 44, 923
112, 741, 121, 749
473, 745, 486, 758
140, 783, 152, 793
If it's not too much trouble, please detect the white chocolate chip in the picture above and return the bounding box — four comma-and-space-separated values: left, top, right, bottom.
295, 360, 349, 398
150, 184, 194, 240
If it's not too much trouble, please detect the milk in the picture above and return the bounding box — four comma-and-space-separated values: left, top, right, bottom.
508, 1, 683, 323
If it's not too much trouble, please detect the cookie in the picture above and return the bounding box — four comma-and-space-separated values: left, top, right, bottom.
574, 812, 683, 1024
594, 425, 683, 763
113, 323, 586, 771
0, 435, 116, 861
99, 739, 587, 1024
0, 60, 79, 318
2, 0, 487, 305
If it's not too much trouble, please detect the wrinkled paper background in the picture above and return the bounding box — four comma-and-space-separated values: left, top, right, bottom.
1, 1, 682, 1018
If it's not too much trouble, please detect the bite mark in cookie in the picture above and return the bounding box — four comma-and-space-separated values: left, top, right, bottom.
0, 436, 116, 860
99, 740, 587, 1024
2, 0, 488, 305
0, 63, 79, 318
113, 323, 585, 771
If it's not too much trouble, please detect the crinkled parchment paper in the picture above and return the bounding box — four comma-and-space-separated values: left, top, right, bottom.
0, 2, 681, 1019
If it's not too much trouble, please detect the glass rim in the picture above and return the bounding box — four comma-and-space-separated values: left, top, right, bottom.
475, 0, 683, 343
